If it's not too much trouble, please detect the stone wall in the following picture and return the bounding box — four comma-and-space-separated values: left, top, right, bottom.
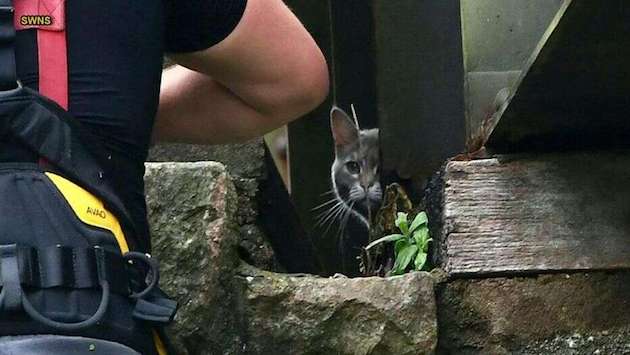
148, 140, 281, 271
437, 272, 630, 354
145, 162, 437, 355
145, 153, 630, 354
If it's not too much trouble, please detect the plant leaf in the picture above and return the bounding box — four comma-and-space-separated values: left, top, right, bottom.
413, 227, 429, 247
394, 238, 409, 255
409, 212, 428, 233
365, 234, 405, 250
392, 244, 418, 275
415, 252, 427, 270
391, 256, 404, 276
395, 212, 409, 235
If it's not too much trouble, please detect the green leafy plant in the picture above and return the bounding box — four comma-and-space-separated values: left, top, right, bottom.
366, 212, 432, 275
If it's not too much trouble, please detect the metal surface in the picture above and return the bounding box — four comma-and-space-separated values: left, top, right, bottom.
488, 0, 630, 152
461, 0, 564, 148
461, 0, 565, 73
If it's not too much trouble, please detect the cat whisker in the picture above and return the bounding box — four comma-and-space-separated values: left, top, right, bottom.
337, 201, 354, 237
321, 204, 349, 237
315, 209, 342, 230
314, 200, 344, 221
314, 201, 346, 228
311, 198, 338, 211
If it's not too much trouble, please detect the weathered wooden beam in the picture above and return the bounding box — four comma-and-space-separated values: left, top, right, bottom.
374, 0, 466, 183
284, 0, 337, 273
258, 146, 320, 274
329, 0, 378, 129
431, 151, 630, 276
286, 0, 380, 274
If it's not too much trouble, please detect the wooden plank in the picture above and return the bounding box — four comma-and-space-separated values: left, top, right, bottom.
286, 1, 380, 274
373, 0, 466, 184
487, 0, 630, 152
433, 151, 630, 276
284, 0, 337, 273
329, 0, 378, 129
258, 146, 320, 274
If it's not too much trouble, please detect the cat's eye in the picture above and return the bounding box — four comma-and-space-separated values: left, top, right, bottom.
345, 161, 361, 174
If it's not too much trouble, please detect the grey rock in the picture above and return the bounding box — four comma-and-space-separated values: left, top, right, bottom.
238, 224, 283, 272
232, 177, 259, 226
437, 272, 630, 354
145, 162, 243, 355
147, 139, 265, 179
236, 264, 437, 355
231, 176, 282, 271
148, 140, 282, 272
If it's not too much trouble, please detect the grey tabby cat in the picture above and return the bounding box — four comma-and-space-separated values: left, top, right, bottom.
317, 106, 381, 231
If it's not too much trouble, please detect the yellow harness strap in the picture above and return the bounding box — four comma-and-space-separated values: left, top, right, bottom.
46, 173, 170, 354
153, 330, 168, 355
45, 172, 129, 253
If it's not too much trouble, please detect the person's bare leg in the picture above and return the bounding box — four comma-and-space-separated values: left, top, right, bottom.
153, 0, 329, 145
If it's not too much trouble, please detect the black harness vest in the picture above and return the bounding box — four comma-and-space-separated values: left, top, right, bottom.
0, 1, 176, 353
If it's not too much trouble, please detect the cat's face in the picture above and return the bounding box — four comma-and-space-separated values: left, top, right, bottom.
330, 107, 382, 227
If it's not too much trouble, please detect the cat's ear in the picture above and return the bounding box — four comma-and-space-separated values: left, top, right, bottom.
330, 106, 358, 146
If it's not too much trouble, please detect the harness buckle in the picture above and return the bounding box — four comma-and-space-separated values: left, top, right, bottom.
124, 252, 160, 299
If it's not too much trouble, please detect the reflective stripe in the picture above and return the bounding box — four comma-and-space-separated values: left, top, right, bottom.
45, 172, 129, 253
